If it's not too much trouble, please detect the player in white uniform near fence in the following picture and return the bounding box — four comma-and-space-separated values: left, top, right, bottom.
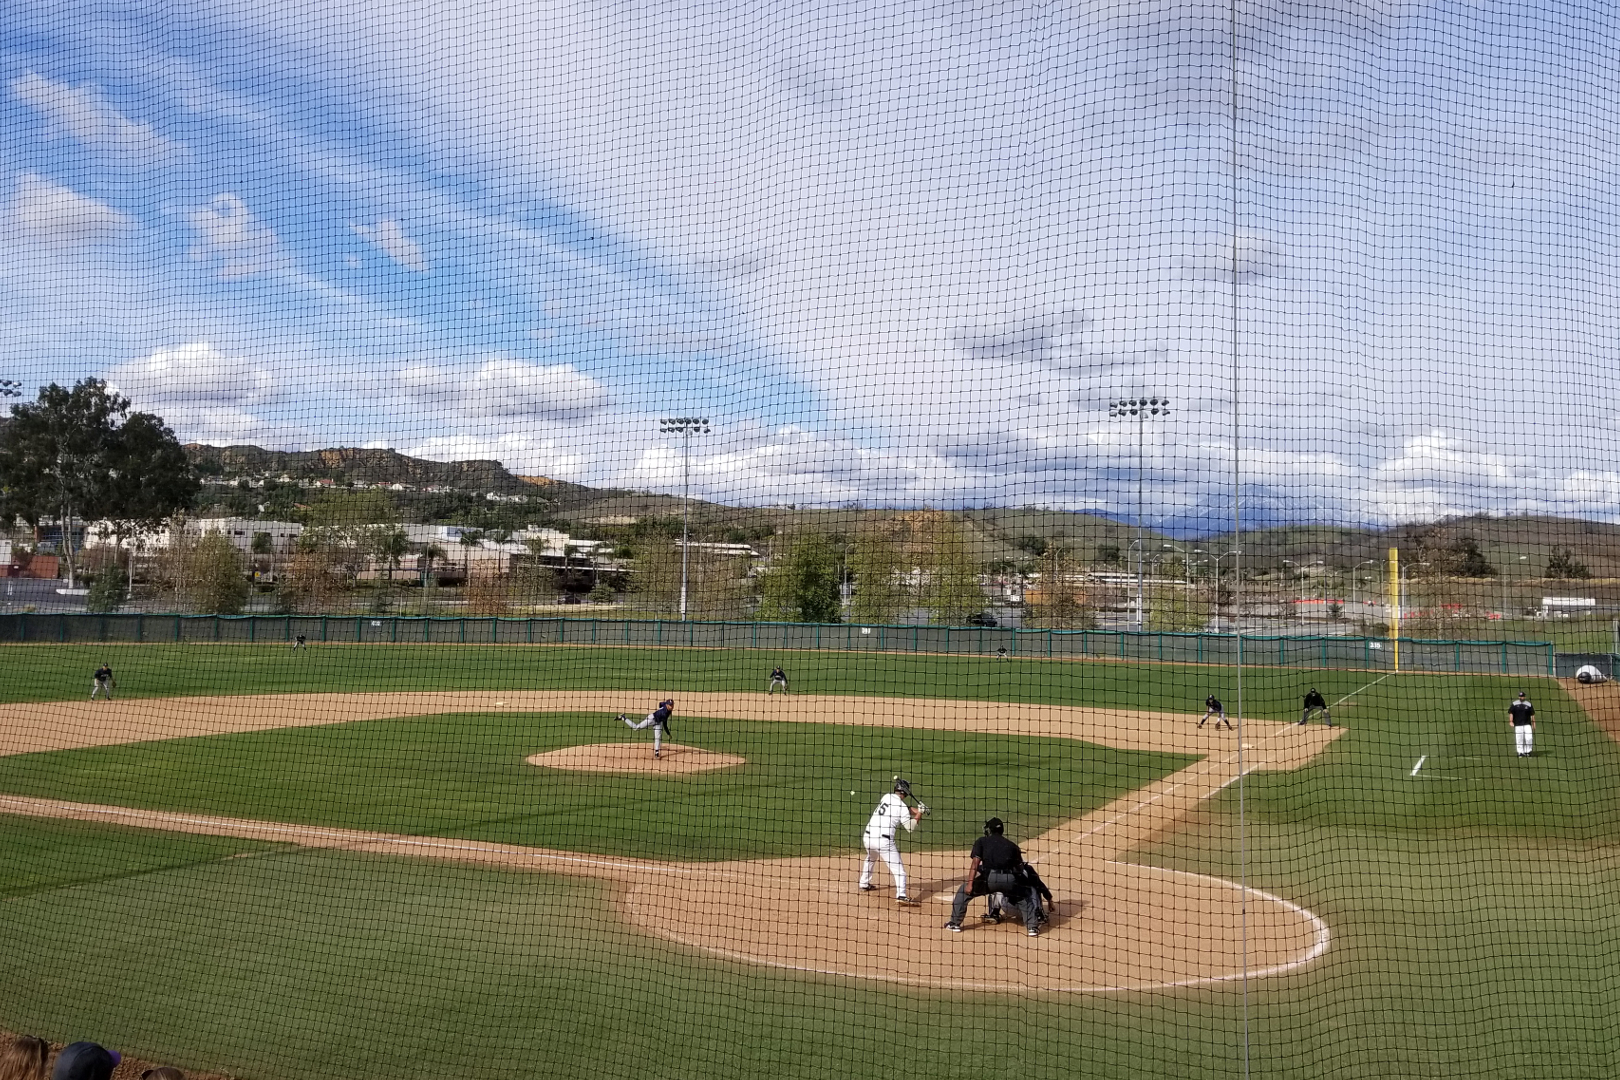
858, 778, 926, 904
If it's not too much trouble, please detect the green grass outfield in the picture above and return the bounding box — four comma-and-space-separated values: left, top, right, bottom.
0, 641, 1544, 716
2, 644, 1618, 1079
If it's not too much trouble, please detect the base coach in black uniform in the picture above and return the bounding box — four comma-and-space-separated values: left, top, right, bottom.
944, 818, 1043, 936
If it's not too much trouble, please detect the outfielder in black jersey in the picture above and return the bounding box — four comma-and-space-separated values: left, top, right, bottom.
1509, 691, 1535, 757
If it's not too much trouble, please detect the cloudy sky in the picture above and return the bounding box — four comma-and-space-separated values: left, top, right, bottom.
2, 0, 1616, 533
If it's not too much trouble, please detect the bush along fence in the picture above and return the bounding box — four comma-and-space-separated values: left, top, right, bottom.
0, 612, 1563, 675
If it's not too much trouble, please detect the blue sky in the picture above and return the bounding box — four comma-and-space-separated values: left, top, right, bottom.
2, 0, 1617, 533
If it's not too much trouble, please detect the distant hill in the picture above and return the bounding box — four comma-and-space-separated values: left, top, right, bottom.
184, 444, 598, 500
38, 439, 1620, 577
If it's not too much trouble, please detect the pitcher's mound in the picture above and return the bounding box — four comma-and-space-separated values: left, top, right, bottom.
527, 743, 746, 774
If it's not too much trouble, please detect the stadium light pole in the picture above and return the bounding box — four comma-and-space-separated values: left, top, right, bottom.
0, 379, 22, 400
659, 416, 711, 620
1109, 396, 1170, 630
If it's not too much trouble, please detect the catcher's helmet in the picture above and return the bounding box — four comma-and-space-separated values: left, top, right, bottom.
984, 817, 1005, 835
892, 777, 912, 797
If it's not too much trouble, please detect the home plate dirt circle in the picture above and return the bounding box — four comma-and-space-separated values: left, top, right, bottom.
527, 743, 746, 773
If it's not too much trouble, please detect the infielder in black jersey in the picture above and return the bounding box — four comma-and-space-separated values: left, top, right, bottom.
1199, 695, 1232, 730
768, 666, 789, 694
1299, 687, 1331, 726
1509, 691, 1535, 757
90, 664, 115, 701
620, 698, 675, 759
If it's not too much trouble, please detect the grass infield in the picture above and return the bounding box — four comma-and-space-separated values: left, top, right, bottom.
0, 711, 1193, 860
1, 643, 1616, 1079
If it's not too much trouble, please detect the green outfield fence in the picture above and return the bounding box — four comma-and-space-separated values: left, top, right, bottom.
0, 612, 1559, 675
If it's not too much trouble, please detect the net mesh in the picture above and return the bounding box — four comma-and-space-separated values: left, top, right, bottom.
2, 1, 1619, 1077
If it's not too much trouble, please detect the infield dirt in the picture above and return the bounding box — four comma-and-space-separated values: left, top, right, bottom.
0, 690, 1341, 992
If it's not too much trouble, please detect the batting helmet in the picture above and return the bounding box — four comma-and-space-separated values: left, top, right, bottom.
892, 777, 912, 797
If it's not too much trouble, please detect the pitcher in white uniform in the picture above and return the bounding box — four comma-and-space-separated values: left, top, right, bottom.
859, 778, 925, 904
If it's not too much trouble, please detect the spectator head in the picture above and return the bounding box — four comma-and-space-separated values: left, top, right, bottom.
0, 1035, 50, 1080
50, 1043, 119, 1080
141, 1069, 186, 1080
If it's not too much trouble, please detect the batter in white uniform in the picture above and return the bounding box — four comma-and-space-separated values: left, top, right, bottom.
858, 778, 925, 904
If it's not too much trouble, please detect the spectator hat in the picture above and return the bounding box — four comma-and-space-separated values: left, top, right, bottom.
53, 1042, 120, 1080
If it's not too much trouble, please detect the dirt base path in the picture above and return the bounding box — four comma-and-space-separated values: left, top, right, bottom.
0, 691, 1342, 992
1567, 679, 1620, 743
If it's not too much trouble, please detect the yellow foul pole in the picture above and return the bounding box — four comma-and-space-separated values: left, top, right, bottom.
1387, 547, 1401, 672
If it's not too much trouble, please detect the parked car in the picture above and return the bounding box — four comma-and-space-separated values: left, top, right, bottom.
965, 612, 998, 627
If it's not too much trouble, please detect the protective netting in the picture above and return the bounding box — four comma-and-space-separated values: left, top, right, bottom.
3, 1, 1620, 1077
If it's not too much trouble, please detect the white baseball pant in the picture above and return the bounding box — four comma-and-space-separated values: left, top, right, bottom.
1515, 725, 1534, 756
859, 835, 907, 898
624, 713, 666, 755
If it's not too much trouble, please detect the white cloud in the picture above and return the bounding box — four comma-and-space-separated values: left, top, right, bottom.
954, 311, 1089, 367
401, 431, 597, 481
1178, 235, 1286, 282
4, 173, 132, 245
103, 343, 306, 449
146, 403, 292, 448
400, 357, 608, 418
105, 342, 277, 405
9, 1, 1620, 529
11, 72, 179, 162
1371, 432, 1513, 487
187, 194, 281, 278
351, 218, 430, 272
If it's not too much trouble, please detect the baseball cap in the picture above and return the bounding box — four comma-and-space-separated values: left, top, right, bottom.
53, 1042, 121, 1080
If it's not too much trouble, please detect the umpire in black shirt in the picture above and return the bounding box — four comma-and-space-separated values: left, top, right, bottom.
945, 818, 1043, 936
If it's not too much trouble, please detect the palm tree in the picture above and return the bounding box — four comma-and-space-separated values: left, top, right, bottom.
420, 543, 447, 586
375, 528, 410, 585
457, 529, 486, 574
486, 528, 515, 577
